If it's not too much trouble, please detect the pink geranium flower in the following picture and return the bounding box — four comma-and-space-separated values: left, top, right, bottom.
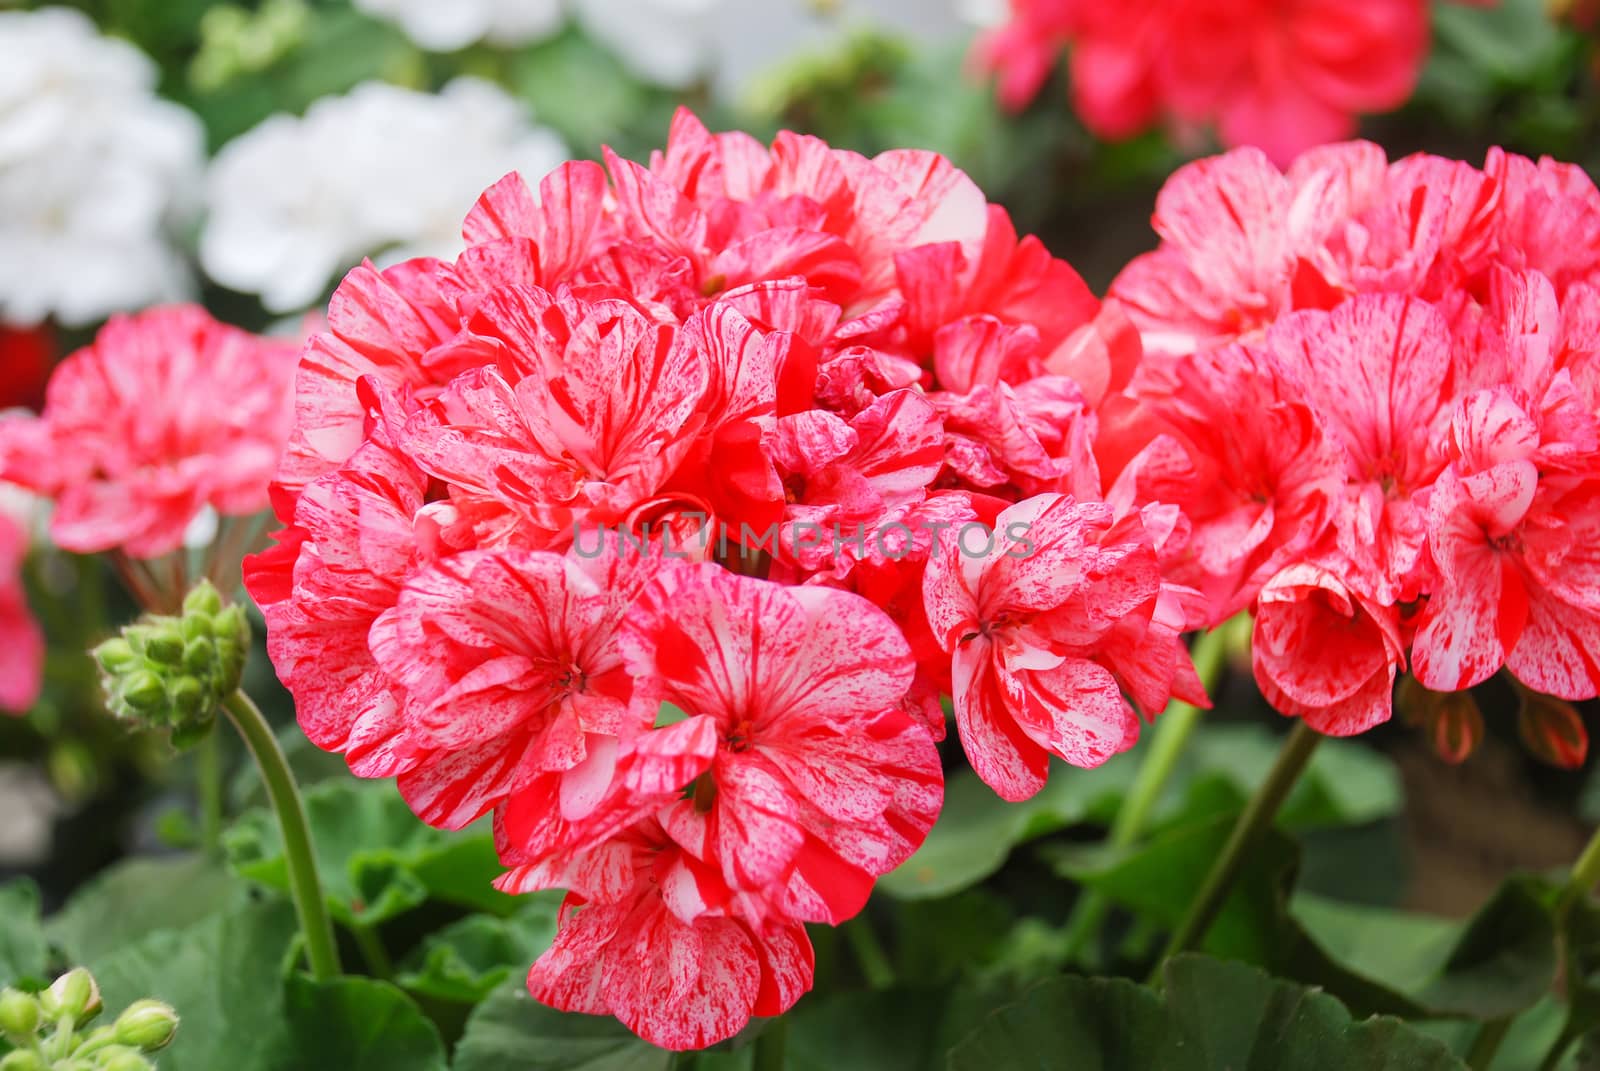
523, 820, 814, 1051
0, 305, 298, 559
620, 564, 943, 926
922, 494, 1184, 800
0, 511, 42, 715
976, 0, 1428, 165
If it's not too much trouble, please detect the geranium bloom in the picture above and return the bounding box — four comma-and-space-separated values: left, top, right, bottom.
620, 564, 942, 925
922, 494, 1192, 800
0, 511, 42, 715
1111, 140, 1600, 747
0, 306, 298, 559
249, 111, 1206, 1049
522, 820, 813, 1051
368, 545, 656, 829
975, 0, 1428, 165
492, 564, 938, 1049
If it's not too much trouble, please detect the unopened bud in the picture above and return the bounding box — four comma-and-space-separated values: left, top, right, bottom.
113, 1000, 178, 1052
182, 581, 224, 618
1517, 685, 1588, 769
0, 987, 39, 1038
92, 638, 137, 675
139, 625, 185, 667
41, 968, 100, 1022
98, 1051, 154, 1071
1398, 677, 1483, 764
0, 1050, 43, 1071
117, 672, 166, 714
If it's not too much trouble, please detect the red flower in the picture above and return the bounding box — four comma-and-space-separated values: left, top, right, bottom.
620, 564, 942, 926
0, 306, 297, 559
922, 494, 1177, 800
0, 511, 42, 715
523, 820, 813, 1052
1253, 562, 1406, 735
369, 545, 656, 829
976, 0, 1428, 165
0, 324, 52, 413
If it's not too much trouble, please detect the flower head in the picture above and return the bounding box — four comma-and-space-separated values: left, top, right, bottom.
0, 306, 298, 559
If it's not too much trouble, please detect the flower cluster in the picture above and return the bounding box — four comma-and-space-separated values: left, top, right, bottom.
0, 8, 202, 328
974, 0, 1475, 165
246, 109, 1205, 1047
1105, 141, 1600, 751
0, 305, 300, 563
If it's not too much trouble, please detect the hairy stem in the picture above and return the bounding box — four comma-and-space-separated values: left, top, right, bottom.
222, 690, 340, 980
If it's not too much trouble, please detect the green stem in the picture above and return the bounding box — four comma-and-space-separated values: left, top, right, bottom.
1465, 1015, 1512, 1070
1061, 619, 1241, 964
1150, 720, 1323, 981
845, 915, 894, 989
351, 922, 394, 980
197, 729, 224, 858
222, 690, 340, 981
1528, 822, 1600, 1071
752, 1016, 788, 1071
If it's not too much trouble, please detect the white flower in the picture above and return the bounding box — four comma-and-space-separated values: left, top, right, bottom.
0, 7, 203, 328
352, 0, 565, 52
200, 77, 569, 313
353, 0, 718, 87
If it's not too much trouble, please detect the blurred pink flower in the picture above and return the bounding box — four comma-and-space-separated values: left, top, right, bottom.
976, 0, 1430, 164
0, 306, 298, 559
0, 511, 42, 715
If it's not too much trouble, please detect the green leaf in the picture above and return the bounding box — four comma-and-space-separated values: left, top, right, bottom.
879, 759, 1135, 899
281, 974, 448, 1071
45, 854, 242, 964
0, 880, 48, 986
788, 983, 1017, 1071
947, 955, 1469, 1071
397, 895, 561, 1004
224, 779, 515, 927
452, 980, 672, 1071
882, 725, 1401, 900
89, 898, 299, 1071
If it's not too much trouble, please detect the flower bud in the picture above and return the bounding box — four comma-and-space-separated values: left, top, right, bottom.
139, 624, 186, 667
181, 638, 214, 676
98, 1051, 154, 1071
94, 582, 250, 738
92, 638, 137, 675
0, 987, 39, 1038
112, 1000, 178, 1052
1397, 677, 1482, 764
41, 968, 101, 1023
182, 581, 224, 618
0, 1050, 43, 1071
1517, 686, 1588, 769
116, 672, 167, 714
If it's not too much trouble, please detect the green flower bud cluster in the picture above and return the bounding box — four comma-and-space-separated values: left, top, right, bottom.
189, 0, 310, 92
0, 969, 176, 1071
92, 581, 249, 743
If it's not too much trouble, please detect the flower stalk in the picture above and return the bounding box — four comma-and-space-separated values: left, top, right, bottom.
221, 689, 341, 981
1061, 616, 1243, 964
1150, 719, 1322, 980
